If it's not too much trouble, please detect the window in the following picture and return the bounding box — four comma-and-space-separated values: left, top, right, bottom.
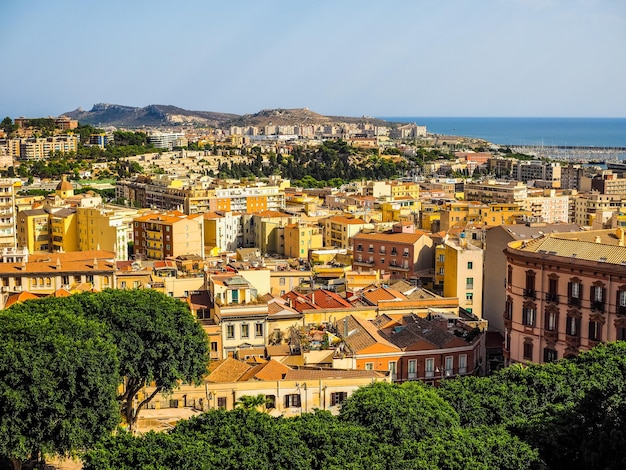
255, 323, 264, 337
408, 359, 417, 379
425, 358, 434, 378
589, 321, 601, 341
619, 290, 626, 307
525, 271, 536, 298
368, 244, 374, 253
523, 342, 533, 361
331, 392, 348, 406
547, 277, 558, 302
545, 310, 558, 331
507, 265, 513, 286
522, 305, 536, 327
543, 348, 557, 362
365, 362, 374, 370
593, 286, 604, 302
466, 292, 473, 302
444, 356, 453, 377
403, 248, 409, 257
467, 261, 473, 269
217, 397, 227, 409
241, 323, 249, 338
357, 244, 363, 252
388, 361, 397, 380
459, 354, 467, 374
284, 394, 301, 408
439, 267, 444, 275
618, 326, 626, 341
438, 254, 445, 263
211, 342, 218, 352
226, 325, 235, 339
566, 316, 579, 336
466, 277, 474, 289
279, 277, 286, 286
504, 297, 513, 320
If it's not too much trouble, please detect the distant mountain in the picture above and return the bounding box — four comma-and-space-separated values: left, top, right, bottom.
63, 103, 240, 128
63, 104, 395, 129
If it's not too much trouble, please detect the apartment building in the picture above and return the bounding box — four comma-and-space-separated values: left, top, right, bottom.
464, 181, 528, 204
512, 161, 561, 188
436, 236, 484, 317
16, 208, 50, 253
573, 193, 626, 227
11, 136, 79, 160
503, 229, 626, 365
522, 190, 569, 223
203, 211, 243, 253
0, 179, 17, 248
77, 207, 139, 261
591, 172, 626, 195
284, 223, 323, 259
351, 223, 434, 280
133, 211, 204, 260
321, 215, 370, 249
439, 201, 529, 231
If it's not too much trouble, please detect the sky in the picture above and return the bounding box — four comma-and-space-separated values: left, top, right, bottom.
1, 0, 625, 119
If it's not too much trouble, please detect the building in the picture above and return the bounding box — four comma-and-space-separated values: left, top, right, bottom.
284, 223, 323, 259
503, 229, 626, 365
148, 132, 186, 150
133, 211, 204, 260
0, 179, 17, 249
77, 207, 138, 261
573, 193, 626, 227
438, 235, 484, 317
483, 223, 585, 334
464, 181, 528, 204
16, 208, 50, 253
203, 211, 243, 254
351, 223, 434, 280
321, 215, 371, 249
49, 208, 78, 252
522, 190, 569, 223
591, 172, 626, 195
512, 161, 561, 188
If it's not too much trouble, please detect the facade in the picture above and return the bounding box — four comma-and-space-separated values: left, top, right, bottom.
284, 223, 323, 259
351, 223, 434, 279
203, 211, 243, 253
0, 179, 17, 249
512, 161, 561, 187
16, 208, 50, 253
464, 181, 528, 204
49, 208, 78, 252
440, 236, 484, 317
503, 229, 626, 365
522, 190, 569, 223
77, 207, 137, 261
483, 223, 584, 334
591, 172, 626, 195
14, 136, 78, 160
573, 193, 626, 227
322, 215, 370, 249
133, 211, 204, 260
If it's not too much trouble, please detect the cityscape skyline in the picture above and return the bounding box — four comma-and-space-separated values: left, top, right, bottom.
1, 0, 625, 119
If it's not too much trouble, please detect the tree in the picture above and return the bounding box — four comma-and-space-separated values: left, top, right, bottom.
0, 302, 119, 467
74, 289, 210, 431
339, 381, 460, 444
235, 394, 272, 411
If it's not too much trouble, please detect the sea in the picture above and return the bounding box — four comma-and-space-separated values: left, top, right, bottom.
379, 117, 626, 149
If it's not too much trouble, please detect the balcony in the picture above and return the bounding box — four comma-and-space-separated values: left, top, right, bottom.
523, 289, 536, 299
544, 330, 558, 341
354, 259, 375, 266
568, 296, 581, 307
617, 305, 626, 316
591, 300, 605, 312
545, 293, 559, 304
565, 334, 581, 348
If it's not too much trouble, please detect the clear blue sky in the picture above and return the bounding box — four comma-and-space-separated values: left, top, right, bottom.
1, 0, 625, 118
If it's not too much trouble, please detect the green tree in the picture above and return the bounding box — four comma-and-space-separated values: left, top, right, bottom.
235, 394, 272, 411
74, 289, 210, 431
0, 303, 119, 467
339, 381, 460, 444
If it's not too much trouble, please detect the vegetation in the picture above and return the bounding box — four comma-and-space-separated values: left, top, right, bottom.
0, 300, 119, 466
81, 342, 626, 469
0, 290, 210, 467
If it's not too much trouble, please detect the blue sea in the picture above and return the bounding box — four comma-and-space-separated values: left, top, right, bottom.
379, 117, 626, 148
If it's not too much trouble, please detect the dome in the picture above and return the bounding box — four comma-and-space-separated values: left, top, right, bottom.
56, 175, 73, 191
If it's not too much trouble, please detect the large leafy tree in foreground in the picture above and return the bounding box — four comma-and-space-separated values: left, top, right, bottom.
74, 289, 210, 430
0, 304, 119, 466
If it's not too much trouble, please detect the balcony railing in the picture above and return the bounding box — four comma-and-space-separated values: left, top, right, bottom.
523, 289, 536, 299
591, 300, 605, 312
618, 305, 626, 315
568, 296, 581, 307
545, 293, 559, 303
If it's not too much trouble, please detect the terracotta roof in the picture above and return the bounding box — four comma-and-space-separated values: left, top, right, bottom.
266, 344, 292, 357
253, 210, 290, 218
343, 315, 399, 354
361, 286, 408, 304
207, 357, 251, 383
283, 369, 387, 380
3, 291, 41, 308
517, 233, 626, 264
325, 215, 366, 225
353, 230, 426, 244
250, 360, 292, 381
308, 289, 352, 309
381, 315, 466, 350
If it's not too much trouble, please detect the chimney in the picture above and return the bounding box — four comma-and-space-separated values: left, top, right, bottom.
56, 257, 61, 270
595, 236, 602, 244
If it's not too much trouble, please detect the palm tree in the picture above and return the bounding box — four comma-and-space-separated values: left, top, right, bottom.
235, 394, 272, 411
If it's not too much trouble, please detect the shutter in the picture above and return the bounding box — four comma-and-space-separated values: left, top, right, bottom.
602, 287, 606, 303
590, 286, 595, 302
567, 282, 572, 298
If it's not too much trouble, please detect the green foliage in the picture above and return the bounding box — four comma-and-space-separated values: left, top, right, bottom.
73, 289, 210, 429
339, 381, 459, 443
0, 302, 119, 463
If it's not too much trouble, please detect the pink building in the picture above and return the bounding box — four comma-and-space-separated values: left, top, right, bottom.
503, 229, 626, 364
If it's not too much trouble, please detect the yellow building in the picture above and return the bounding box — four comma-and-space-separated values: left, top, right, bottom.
380, 198, 420, 223
77, 207, 139, 261
50, 208, 78, 252
390, 181, 420, 199
284, 223, 323, 259
134, 211, 205, 261
439, 201, 529, 231
440, 236, 483, 317
17, 208, 50, 253
321, 215, 370, 249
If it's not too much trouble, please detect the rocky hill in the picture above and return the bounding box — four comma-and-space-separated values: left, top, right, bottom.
63, 103, 239, 128
63, 104, 395, 129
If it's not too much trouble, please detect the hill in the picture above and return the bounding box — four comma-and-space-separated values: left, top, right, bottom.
63, 103, 239, 128
63, 104, 395, 129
